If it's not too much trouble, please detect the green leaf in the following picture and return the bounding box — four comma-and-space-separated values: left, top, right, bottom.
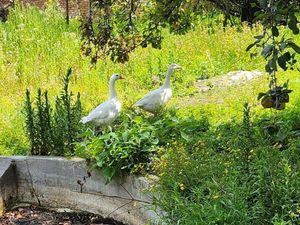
254, 34, 265, 40
277, 52, 291, 71
133, 116, 143, 124
277, 57, 287, 71
102, 166, 117, 184
271, 26, 279, 37
180, 131, 191, 141
268, 58, 277, 71
257, 92, 266, 100
279, 41, 288, 51
288, 13, 299, 35
122, 131, 129, 141
289, 42, 300, 54
246, 42, 256, 52
261, 45, 273, 59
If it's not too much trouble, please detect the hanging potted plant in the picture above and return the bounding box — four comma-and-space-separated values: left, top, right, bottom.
247, 0, 299, 110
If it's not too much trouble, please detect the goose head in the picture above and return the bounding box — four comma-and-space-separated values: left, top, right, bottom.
109, 73, 124, 99
110, 73, 125, 81
168, 63, 182, 71
163, 64, 182, 88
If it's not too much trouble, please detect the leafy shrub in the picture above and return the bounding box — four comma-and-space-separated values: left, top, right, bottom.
76, 110, 210, 183
154, 104, 300, 225
24, 68, 83, 156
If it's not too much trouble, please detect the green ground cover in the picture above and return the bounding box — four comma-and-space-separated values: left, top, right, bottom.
1, 4, 300, 224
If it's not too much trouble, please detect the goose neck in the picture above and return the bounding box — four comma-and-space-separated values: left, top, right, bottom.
109, 78, 117, 99
163, 68, 173, 88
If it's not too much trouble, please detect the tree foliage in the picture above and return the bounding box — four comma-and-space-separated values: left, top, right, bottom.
81, 0, 300, 64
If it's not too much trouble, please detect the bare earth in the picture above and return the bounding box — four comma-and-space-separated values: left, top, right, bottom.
0, 206, 126, 225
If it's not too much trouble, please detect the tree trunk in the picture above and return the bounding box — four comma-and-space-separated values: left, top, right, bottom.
241, 0, 259, 25
66, 0, 69, 25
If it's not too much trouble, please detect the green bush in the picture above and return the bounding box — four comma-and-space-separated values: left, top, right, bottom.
76, 110, 210, 183
24, 68, 83, 156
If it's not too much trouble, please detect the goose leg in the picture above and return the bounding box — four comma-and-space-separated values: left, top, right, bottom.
108, 125, 114, 132
93, 126, 103, 136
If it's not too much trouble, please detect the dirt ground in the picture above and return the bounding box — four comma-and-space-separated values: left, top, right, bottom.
0, 205, 126, 225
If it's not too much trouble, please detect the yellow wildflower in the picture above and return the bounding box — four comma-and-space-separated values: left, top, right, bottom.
179, 183, 185, 191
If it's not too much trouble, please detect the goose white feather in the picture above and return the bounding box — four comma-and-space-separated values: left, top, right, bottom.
80, 74, 123, 127
134, 63, 181, 114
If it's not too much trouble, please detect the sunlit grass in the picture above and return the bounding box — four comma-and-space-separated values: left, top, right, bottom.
0, 3, 299, 154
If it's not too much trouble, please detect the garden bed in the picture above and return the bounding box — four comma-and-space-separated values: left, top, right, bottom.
0, 205, 125, 225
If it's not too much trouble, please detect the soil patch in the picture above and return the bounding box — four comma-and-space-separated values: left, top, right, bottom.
0, 205, 126, 225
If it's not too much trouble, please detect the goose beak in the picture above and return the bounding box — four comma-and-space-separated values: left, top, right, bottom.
176, 65, 182, 70
119, 75, 125, 79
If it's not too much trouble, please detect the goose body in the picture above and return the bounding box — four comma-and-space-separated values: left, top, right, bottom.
134, 63, 181, 114
134, 86, 172, 113
80, 74, 123, 127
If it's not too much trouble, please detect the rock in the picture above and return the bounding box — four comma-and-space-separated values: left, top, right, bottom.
228, 71, 263, 83
195, 70, 264, 92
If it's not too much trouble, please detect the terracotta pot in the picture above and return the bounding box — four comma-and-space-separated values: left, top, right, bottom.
273, 102, 286, 110
261, 96, 273, 108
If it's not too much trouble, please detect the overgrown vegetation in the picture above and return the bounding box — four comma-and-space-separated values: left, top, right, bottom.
154, 103, 300, 224
24, 68, 83, 156
1, 3, 300, 224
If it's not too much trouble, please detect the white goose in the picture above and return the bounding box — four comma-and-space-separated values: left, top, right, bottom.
133, 63, 182, 114
80, 74, 124, 128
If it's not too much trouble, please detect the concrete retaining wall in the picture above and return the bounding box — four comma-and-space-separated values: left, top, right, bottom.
0, 156, 160, 225
0, 158, 17, 216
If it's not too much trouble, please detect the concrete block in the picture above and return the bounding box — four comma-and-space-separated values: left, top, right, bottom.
0, 156, 160, 225
0, 158, 17, 216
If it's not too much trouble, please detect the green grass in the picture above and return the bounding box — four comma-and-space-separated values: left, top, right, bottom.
0, 4, 299, 154
2, 4, 300, 225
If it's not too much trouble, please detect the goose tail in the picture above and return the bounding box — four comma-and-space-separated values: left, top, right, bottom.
80, 116, 89, 124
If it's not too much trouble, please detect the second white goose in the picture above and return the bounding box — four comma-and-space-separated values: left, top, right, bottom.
133, 63, 181, 114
